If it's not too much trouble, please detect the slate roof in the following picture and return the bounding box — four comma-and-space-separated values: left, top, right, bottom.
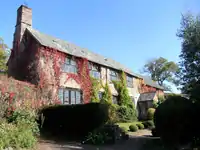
142, 76, 164, 90
138, 92, 157, 102
26, 27, 163, 90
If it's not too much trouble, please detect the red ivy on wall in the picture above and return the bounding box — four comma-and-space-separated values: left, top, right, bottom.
38, 46, 92, 104
141, 84, 157, 93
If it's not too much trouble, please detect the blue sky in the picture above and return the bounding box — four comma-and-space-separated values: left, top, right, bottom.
0, 0, 199, 92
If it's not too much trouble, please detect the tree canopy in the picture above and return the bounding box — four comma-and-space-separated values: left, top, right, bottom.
142, 57, 179, 91
0, 37, 9, 73
177, 13, 200, 95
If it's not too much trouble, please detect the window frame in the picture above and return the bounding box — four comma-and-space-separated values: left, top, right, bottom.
110, 69, 119, 81
62, 56, 77, 74
88, 62, 101, 79
126, 75, 133, 88
98, 92, 103, 100
58, 88, 82, 105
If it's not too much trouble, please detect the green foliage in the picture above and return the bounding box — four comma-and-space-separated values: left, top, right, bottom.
120, 126, 128, 133
147, 108, 155, 120
0, 37, 10, 73
0, 108, 38, 149
154, 95, 196, 147
116, 105, 137, 122
39, 103, 109, 139
147, 120, 154, 128
177, 13, 200, 94
129, 124, 138, 132
0, 92, 9, 120
113, 72, 132, 106
7, 109, 39, 136
85, 130, 108, 145
142, 57, 179, 87
113, 71, 137, 122
101, 83, 112, 104
136, 123, 144, 130
142, 120, 154, 129
0, 120, 37, 149
107, 104, 118, 124
90, 77, 101, 103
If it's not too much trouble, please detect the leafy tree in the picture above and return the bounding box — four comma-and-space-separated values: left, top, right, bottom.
177, 13, 200, 95
0, 37, 10, 73
142, 57, 179, 90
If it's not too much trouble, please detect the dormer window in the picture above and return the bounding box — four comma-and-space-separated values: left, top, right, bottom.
89, 62, 101, 79
62, 56, 77, 73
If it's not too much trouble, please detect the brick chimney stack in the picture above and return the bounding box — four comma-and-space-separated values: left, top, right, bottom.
13, 5, 32, 51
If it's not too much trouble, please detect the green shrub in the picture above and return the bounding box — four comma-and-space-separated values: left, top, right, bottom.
116, 105, 137, 122
0, 120, 37, 149
7, 109, 39, 136
142, 121, 148, 128
154, 95, 196, 147
136, 123, 144, 129
142, 120, 154, 129
129, 124, 138, 132
39, 103, 109, 139
147, 120, 154, 128
85, 130, 108, 145
147, 108, 155, 120
120, 126, 128, 133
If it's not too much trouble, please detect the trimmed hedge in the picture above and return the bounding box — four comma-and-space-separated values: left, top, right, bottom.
154, 96, 197, 147
38, 103, 109, 139
147, 108, 155, 120
142, 120, 154, 129
136, 123, 144, 130
129, 124, 138, 132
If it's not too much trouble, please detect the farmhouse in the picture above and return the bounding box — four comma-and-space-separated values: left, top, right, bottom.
7, 5, 163, 109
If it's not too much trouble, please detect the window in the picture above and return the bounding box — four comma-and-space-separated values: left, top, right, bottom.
131, 96, 135, 105
89, 62, 101, 79
58, 88, 82, 104
126, 75, 133, 88
110, 70, 119, 81
112, 95, 118, 104
62, 57, 77, 73
98, 92, 103, 100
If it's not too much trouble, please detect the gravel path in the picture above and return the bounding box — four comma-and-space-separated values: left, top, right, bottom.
37, 136, 163, 150
37, 130, 164, 150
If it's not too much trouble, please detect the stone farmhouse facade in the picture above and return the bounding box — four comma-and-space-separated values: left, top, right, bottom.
7, 5, 164, 108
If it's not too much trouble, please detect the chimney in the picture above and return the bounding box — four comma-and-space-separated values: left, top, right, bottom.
13, 5, 32, 51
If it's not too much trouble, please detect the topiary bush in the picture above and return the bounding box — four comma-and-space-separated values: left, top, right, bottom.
147, 108, 155, 120
142, 120, 154, 129
136, 123, 144, 130
154, 95, 197, 148
129, 124, 138, 132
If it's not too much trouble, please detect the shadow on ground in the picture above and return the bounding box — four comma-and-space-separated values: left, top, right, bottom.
38, 135, 167, 150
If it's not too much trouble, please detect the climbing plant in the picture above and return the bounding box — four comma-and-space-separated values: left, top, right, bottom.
90, 77, 101, 103
101, 83, 112, 104
37, 47, 92, 104
113, 71, 137, 122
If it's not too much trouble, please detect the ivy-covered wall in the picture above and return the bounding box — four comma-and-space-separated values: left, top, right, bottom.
8, 31, 163, 105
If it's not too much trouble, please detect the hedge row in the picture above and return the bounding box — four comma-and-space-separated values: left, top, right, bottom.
38, 103, 109, 139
